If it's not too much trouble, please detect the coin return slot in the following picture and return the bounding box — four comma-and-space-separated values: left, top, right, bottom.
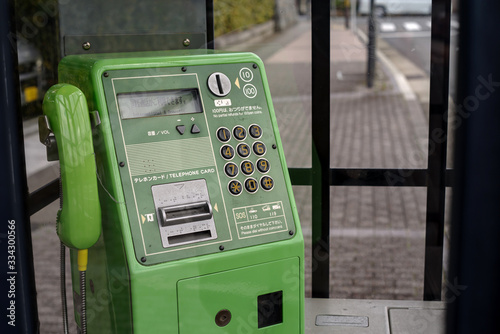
159, 201, 212, 226
168, 230, 213, 245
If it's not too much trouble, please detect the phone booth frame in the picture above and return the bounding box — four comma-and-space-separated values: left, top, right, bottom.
1, 0, 500, 333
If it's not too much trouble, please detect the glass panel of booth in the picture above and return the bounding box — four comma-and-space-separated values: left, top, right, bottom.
18, 0, 457, 332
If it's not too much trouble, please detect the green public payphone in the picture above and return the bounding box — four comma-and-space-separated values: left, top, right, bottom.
40, 50, 304, 333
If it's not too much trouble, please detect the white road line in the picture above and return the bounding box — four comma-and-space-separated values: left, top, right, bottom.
380, 31, 431, 38
403, 22, 422, 31
380, 22, 397, 32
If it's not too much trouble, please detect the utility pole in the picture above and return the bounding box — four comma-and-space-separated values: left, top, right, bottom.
366, 0, 376, 87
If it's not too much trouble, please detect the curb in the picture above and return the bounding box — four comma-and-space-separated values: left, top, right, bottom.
356, 28, 417, 101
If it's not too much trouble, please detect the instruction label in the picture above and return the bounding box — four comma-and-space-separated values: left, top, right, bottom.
211, 105, 263, 118
133, 167, 215, 183
233, 201, 288, 239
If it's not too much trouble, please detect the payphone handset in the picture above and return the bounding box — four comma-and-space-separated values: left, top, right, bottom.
44, 50, 304, 334
42, 83, 101, 249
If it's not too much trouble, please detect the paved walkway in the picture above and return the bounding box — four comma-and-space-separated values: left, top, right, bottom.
27, 18, 431, 332
244, 19, 429, 299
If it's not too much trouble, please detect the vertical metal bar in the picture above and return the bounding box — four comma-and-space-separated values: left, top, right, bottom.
206, 0, 214, 49
423, 0, 452, 301
311, 0, 331, 298
366, 0, 376, 88
447, 0, 500, 332
0, 0, 39, 332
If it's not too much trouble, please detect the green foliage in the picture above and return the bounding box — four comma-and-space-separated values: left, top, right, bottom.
214, 0, 275, 38
335, 0, 348, 10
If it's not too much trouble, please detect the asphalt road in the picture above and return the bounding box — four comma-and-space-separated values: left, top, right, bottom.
357, 14, 459, 100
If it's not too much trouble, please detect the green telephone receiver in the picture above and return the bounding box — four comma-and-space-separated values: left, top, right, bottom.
41, 83, 102, 334
42, 84, 101, 249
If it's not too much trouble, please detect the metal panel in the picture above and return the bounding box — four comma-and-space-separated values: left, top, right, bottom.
58, 0, 208, 55
64, 33, 206, 55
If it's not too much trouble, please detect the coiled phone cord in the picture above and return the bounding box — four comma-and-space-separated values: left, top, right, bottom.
60, 242, 69, 334
80, 270, 87, 334
60, 243, 89, 334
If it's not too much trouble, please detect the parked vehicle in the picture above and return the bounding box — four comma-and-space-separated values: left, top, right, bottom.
358, 0, 432, 16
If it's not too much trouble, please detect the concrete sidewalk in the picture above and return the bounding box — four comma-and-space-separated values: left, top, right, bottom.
26, 17, 431, 332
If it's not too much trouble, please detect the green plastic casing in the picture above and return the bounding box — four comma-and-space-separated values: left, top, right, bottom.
56, 50, 304, 334
42, 84, 101, 249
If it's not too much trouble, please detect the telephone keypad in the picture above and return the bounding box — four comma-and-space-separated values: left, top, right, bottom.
218, 124, 276, 195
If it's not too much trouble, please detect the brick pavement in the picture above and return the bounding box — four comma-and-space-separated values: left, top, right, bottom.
28, 17, 431, 332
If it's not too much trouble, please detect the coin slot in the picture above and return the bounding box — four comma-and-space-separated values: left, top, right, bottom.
216, 74, 224, 95
208, 72, 231, 97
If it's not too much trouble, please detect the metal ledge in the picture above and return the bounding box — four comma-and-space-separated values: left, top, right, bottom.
305, 298, 445, 333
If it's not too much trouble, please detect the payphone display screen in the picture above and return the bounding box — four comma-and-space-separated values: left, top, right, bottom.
118, 88, 203, 119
